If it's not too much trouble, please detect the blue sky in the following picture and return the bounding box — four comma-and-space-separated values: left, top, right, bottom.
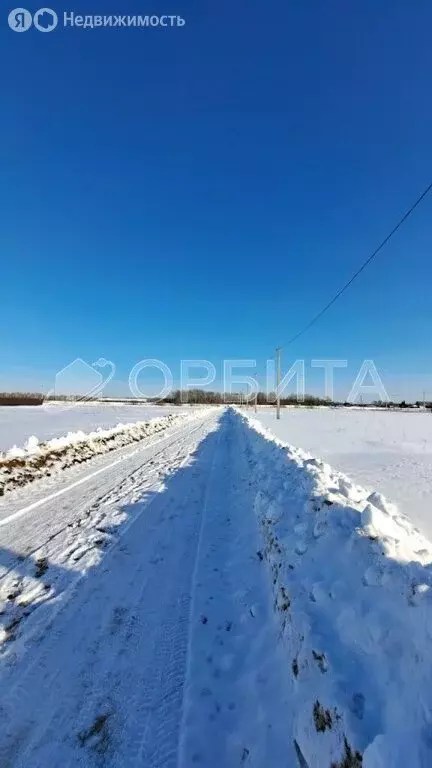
1, 0, 431, 400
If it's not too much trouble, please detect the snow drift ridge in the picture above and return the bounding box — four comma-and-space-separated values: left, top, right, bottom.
0, 410, 207, 496
237, 408, 432, 768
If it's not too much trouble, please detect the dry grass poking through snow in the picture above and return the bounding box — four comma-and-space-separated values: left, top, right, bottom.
0, 411, 202, 495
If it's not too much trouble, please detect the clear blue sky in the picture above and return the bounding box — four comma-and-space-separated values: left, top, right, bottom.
1, 0, 431, 399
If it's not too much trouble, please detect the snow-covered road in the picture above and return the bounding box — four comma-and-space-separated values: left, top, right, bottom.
1, 407, 432, 767
0, 408, 293, 767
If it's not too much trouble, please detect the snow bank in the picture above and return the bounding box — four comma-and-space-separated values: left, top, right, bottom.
237, 409, 432, 767
0, 403, 186, 453
0, 410, 207, 496
250, 406, 432, 541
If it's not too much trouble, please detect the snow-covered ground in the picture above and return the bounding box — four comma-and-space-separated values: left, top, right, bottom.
249, 406, 432, 540
1, 407, 431, 766
239, 409, 432, 768
0, 408, 208, 496
0, 408, 296, 767
0, 403, 188, 453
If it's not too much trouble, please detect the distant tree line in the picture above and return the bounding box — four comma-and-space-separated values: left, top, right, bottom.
2, 390, 431, 409
157, 390, 432, 409
0, 392, 116, 406
371, 400, 432, 409
159, 390, 340, 406
0, 392, 111, 406
0, 392, 44, 406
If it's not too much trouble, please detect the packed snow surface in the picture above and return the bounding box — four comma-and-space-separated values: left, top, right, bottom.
0, 407, 431, 767
0, 403, 188, 453
251, 406, 432, 540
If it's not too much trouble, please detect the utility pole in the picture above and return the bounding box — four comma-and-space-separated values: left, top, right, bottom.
276, 347, 281, 420
254, 390, 257, 413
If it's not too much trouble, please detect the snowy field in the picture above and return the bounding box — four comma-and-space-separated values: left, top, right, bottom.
250, 407, 432, 540
0, 403, 187, 453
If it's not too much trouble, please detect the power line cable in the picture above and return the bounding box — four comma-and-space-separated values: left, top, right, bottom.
281, 180, 432, 349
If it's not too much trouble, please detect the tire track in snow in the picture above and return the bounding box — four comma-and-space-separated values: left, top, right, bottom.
0, 413, 215, 530
178, 409, 295, 767
0, 414, 217, 661
0, 412, 223, 767
0, 412, 215, 585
